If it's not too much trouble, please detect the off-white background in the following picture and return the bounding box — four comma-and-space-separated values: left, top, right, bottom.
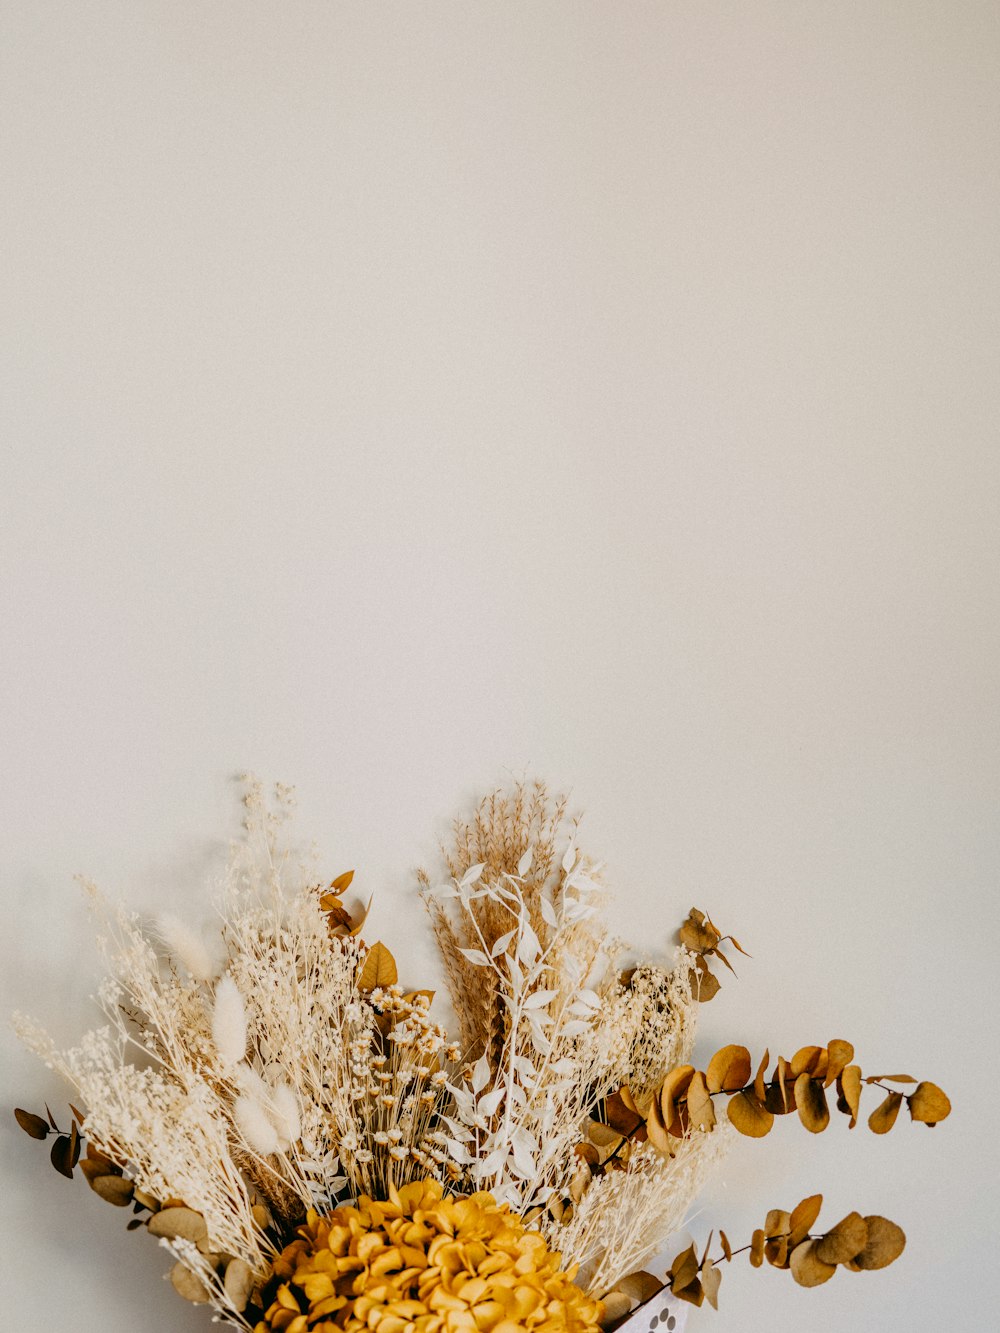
2, 3, 997, 1329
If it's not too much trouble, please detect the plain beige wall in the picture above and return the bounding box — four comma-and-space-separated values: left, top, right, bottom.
2, 3, 997, 1329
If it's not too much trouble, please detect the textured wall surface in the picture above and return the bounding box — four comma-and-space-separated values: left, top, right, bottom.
2, 3, 997, 1329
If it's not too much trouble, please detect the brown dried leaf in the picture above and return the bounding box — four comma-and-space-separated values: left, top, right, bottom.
791, 1046, 827, 1080
907, 1082, 951, 1125
749, 1229, 766, 1268
789, 1240, 837, 1287
224, 1258, 255, 1312
690, 956, 721, 1002
49, 1134, 75, 1179
644, 1092, 674, 1155
659, 1064, 696, 1134
330, 870, 355, 893
90, 1174, 135, 1206
615, 1272, 663, 1304
357, 941, 398, 991
825, 1040, 855, 1087
753, 1049, 769, 1103
14, 1109, 49, 1140
701, 1259, 722, 1310
668, 1243, 700, 1293
727, 1090, 773, 1137
816, 1212, 868, 1266
575, 1140, 602, 1167
764, 1235, 789, 1268
866, 1074, 916, 1084
789, 1194, 823, 1247
838, 1065, 862, 1128
868, 1090, 903, 1135
170, 1262, 212, 1304
686, 1070, 717, 1132
348, 895, 374, 937
598, 1292, 632, 1328
604, 1090, 644, 1136
679, 909, 720, 954
719, 1230, 733, 1263
764, 1209, 791, 1239
149, 1207, 208, 1243
706, 1045, 752, 1094
854, 1216, 906, 1270
794, 1074, 830, 1133
672, 1280, 704, 1308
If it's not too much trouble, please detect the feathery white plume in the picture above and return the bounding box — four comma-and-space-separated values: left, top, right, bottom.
211, 975, 247, 1069
157, 913, 219, 983
234, 1093, 281, 1157
269, 1081, 301, 1149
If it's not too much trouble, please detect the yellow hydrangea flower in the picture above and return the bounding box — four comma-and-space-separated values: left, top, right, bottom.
256, 1179, 604, 1333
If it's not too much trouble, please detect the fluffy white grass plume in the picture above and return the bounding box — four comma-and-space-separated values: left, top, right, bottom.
212, 975, 247, 1070
234, 1092, 282, 1158
157, 912, 223, 983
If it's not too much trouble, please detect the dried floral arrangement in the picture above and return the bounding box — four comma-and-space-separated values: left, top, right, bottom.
13, 779, 951, 1330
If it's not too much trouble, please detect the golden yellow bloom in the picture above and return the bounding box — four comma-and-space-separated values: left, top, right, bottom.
256, 1179, 603, 1333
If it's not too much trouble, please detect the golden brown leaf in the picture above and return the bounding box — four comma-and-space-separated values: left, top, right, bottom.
659, 1064, 696, 1134
331, 870, 355, 893
764, 1209, 791, 1239
794, 1074, 830, 1133
749, 1229, 766, 1268
816, 1212, 868, 1266
672, 1280, 705, 1308
604, 1090, 645, 1136
701, 1259, 722, 1310
853, 1216, 906, 1270
357, 941, 398, 991
789, 1194, 823, 1247
838, 1064, 862, 1128
690, 956, 721, 1002
668, 1243, 700, 1293
789, 1240, 837, 1287
224, 1258, 255, 1312
706, 1045, 752, 1094
149, 1206, 209, 1243
719, 1230, 732, 1262
644, 1091, 674, 1154
89, 1174, 135, 1206
868, 1090, 903, 1135
825, 1040, 855, 1087
615, 1272, 663, 1304
907, 1082, 951, 1125
791, 1046, 828, 1080
598, 1292, 631, 1328
678, 908, 720, 954
348, 895, 374, 937
764, 1235, 789, 1268
727, 1090, 774, 1137
753, 1048, 769, 1103
170, 1262, 212, 1303
686, 1070, 717, 1132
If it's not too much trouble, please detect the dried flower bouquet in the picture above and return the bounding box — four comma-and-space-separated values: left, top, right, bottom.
13, 779, 950, 1329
